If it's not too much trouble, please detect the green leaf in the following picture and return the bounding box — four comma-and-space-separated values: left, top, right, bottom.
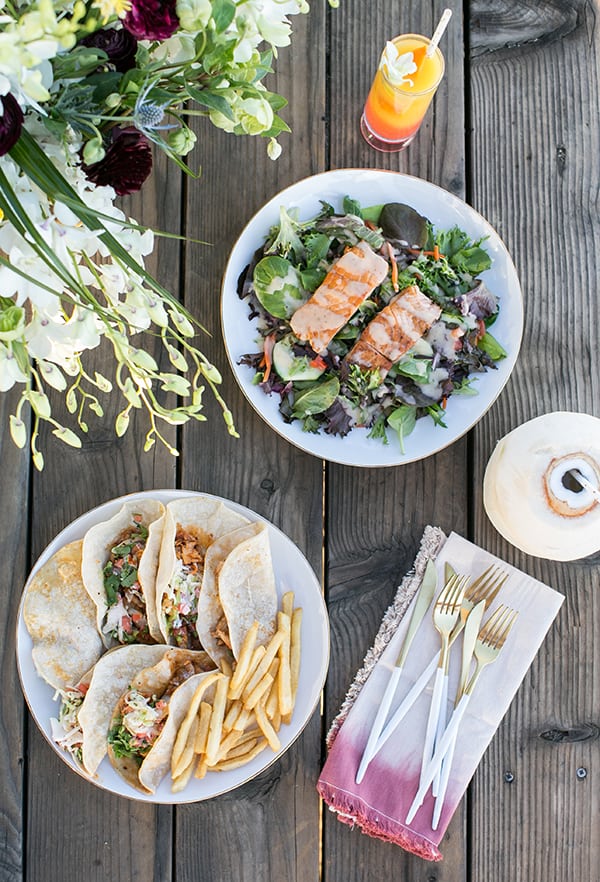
253, 256, 308, 318
292, 376, 340, 419
477, 331, 507, 360
9, 415, 27, 448
387, 405, 417, 454
185, 86, 235, 121
343, 196, 363, 217
52, 426, 82, 448
212, 0, 236, 32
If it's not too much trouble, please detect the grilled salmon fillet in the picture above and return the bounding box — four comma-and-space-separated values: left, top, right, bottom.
346, 284, 441, 376
290, 241, 389, 353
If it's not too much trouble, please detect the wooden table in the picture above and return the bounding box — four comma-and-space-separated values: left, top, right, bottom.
2, 1, 598, 879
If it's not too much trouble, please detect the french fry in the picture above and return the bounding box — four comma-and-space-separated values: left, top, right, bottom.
281, 590, 294, 619
245, 672, 273, 710
241, 631, 283, 701
172, 755, 197, 792
255, 702, 281, 753
290, 607, 303, 701
171, 670, 221, 769
194, 757, 209, 779
228, 621, 259, 697
277, 610, 292, 717
212, 738, 268, 771
270, 707, 281, 733
232, 705, 252, 732
172, 715, 198, 778
222, 698, 243, 733
282, 606, 303, 724
194, 701, 212, 755
225, 737, 259, 760
216, 728, 245, 762
220, 657, 233, 678
229, 644, 266, 700
205, 674, 230, 765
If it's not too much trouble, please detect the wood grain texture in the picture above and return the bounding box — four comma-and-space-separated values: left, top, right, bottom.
323, 1, 468, 879
469, 1, 599, 880
24, 147, 180, 882
0, 388, 28, 882
174, 6, 327, 882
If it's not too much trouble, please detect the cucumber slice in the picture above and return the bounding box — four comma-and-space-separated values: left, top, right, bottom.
272, 335, 326, 381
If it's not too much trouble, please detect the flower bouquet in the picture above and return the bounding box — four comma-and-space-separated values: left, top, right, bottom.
0, 0, 324, 468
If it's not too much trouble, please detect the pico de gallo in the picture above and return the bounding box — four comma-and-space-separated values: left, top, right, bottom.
102, 514, 153, 644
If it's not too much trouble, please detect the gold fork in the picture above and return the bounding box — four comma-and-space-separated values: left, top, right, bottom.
406, 604, 518, 825
431, 565, 509, 793
417, 573, 468, 788
373, 565, 509, 760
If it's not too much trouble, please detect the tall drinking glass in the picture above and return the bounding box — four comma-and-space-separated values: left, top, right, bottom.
360, 34, 445, 152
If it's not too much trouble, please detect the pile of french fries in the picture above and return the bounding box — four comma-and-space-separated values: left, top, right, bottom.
170, 591, 302, 791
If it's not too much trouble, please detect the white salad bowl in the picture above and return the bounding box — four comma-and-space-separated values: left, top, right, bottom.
221, 169, 523, 467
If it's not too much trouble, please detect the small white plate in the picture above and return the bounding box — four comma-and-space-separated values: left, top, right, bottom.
221, 169, 523, 467
16, 490, 329, 803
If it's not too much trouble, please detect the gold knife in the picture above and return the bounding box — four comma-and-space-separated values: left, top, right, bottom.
356, 557, 437, 783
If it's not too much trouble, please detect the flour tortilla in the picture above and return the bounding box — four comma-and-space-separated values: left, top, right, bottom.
107, 648, 215, 792
23, 540, 104, 690
155, 497, 249, 645
197, 522, 277, 663
78, 644, 170, 776
81, 499, 165, 646
217, 525, 278, 659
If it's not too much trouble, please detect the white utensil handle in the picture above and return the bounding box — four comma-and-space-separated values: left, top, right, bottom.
431, 673, 449, 796
431, 726, 458, 830
418, 667, 445, 789
374, 652, 438, 754
405, 693, 471, 825
355, 665, 403, 784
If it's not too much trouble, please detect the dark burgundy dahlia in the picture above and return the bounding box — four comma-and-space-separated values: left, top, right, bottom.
80, 27, 138, 73
0, 93, 24, 156
82, 128, 153, 196
123, 0, 179, 41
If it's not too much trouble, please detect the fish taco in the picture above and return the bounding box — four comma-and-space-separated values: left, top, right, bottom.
197, 521, 277, 664
82, 499, 165, 646
155, 497, 249, 649
107, 648, 216, 792
23, 540, 104, 690
51, 643, 169, 774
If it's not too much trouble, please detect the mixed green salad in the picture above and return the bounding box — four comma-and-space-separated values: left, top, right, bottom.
237, 197, 506, 451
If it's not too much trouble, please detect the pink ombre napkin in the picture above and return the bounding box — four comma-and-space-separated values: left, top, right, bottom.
317, 527, 564, 861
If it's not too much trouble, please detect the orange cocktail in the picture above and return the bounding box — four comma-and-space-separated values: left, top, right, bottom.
360, 34, 445, 152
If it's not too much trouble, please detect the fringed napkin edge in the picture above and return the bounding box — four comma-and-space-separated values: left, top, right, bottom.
326, 525, 447, 749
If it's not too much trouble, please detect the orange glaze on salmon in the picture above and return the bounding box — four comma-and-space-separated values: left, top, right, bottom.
290, 241, 389, 353
346, 284, 442, 376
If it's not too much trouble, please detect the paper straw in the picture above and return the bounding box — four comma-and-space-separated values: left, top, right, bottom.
568, 469, 600, 503
425, 8, 453, 57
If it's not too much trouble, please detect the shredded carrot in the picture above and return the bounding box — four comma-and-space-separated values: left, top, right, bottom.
260, 332, 276, 383
405, 246, 445, 259
441, 397, 447, 409
310, 355, 327, 371
384, 241, 399, 292
365, 220, 377, 230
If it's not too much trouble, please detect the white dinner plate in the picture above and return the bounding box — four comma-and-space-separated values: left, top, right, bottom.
16, 489, 329, 803
221, 169, 523, 467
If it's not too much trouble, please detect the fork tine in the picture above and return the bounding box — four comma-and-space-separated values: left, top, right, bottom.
440, 575, 468, 613
480, 606, 518, 647
466, 565, 509, 607
492, 609, 518, 647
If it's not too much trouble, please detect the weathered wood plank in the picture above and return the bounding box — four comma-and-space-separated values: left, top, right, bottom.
0, 388, 29, 882
469, 1, 599, 880
24, 146, 180, 882
323, 0, 469, 878
174, 6, 327, 881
